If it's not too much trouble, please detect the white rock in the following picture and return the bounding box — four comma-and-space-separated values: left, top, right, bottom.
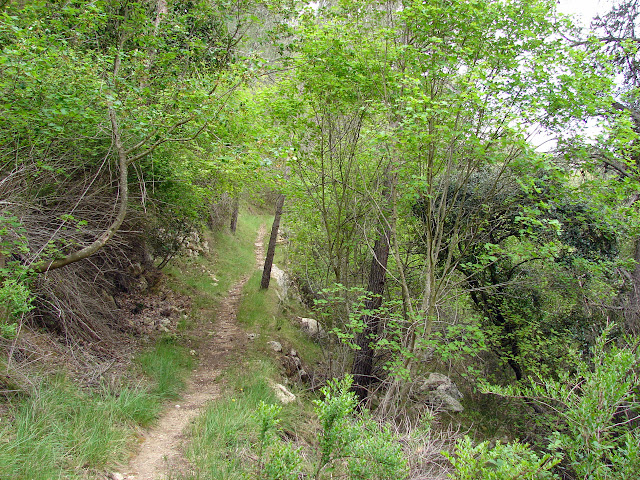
300, 318, 322, 335
270, 265, 289, 299
419, 373, 464, 413
272, 383, 296, 404
267, 340, 283, 352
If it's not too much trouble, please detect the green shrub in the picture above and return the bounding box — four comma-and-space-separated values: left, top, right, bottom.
0, 215, 34, 338
445, 436, 559, 480
483, 325, 640, 480
254, 375, 408, 480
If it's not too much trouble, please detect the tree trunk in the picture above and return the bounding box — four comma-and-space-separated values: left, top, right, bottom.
230, 195, 240, 234
261, 194, 285, 290
626, 235, 640, 334
351, 225, 391, 402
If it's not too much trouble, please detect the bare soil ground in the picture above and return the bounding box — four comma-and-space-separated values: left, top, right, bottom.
117, 224, 266, 480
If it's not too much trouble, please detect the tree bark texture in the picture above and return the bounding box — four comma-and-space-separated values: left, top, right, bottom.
230, 195, 240, 234
351, 225, 391, 402
260, 194, 285, 290
626, 236, 640, 334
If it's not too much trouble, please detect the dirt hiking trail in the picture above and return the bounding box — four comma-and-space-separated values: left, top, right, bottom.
118, 224, 267, 480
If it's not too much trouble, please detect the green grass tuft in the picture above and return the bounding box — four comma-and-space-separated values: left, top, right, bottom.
0, 376, 159, 480
137, 335, 194, 400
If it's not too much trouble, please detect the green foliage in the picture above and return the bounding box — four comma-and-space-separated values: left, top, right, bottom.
0, 215, 33, 338
311, 375, 408, 480
483, 326, 640, 480
445, 436, 560, 480
254, 401, 304, 480
187, 371, 407, 480
251, 376, 408, 480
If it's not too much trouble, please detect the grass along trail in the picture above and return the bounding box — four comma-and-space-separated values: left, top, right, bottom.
118, 223, 267, 480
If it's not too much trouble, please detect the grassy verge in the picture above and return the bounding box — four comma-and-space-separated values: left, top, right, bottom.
165, 213, 266, 312
0, 214, 268, 479
0, 335, 192, 480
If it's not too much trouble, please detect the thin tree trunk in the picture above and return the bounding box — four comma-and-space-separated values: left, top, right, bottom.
261, 194, 285, 290
626, 236, 640, 334
230, 195, 240, 234
351, 225, 391, 402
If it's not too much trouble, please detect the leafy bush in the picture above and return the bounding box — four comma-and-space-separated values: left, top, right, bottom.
254, 375, 408, 480
483, 325, 640, 480
445, 436, 559, 480
0, 215, 34, 338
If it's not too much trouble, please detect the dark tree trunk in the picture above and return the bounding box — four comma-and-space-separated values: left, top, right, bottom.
261, 194, 285, 290
625, 236, 640, 334
351, 225, 391, 402
230, 195, 240, 234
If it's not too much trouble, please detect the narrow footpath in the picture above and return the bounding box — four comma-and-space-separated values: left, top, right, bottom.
118, 224, 267, 480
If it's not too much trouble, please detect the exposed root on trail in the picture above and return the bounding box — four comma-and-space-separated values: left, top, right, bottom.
118, 224, 267, 480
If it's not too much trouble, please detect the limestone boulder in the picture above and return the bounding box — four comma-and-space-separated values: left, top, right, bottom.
300, 317, 322, 335
417, 373, 464, 413
272, 383, 296, 404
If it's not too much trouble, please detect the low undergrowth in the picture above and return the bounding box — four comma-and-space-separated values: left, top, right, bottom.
0, 335, 192, 480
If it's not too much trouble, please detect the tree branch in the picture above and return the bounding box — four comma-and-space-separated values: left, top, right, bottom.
33, 107, 129, 273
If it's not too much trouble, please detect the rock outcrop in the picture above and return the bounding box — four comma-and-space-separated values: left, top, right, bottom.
417, 373, 464, 413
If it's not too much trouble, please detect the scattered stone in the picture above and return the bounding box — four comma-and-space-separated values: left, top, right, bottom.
160, 305, 181, 317
290, 349, 297, 357
189, 349, 196, 356
98, 288, 118, 310
267, 340, 283, 352
300, 317, 322, 335
175, 405, 180, 409
109, 473, 125, 480
418, 373, 464, 413
134, 276, 149, 292
272, 383, 296, 404
247, 333, 259, 340
156, 317, 172, 333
